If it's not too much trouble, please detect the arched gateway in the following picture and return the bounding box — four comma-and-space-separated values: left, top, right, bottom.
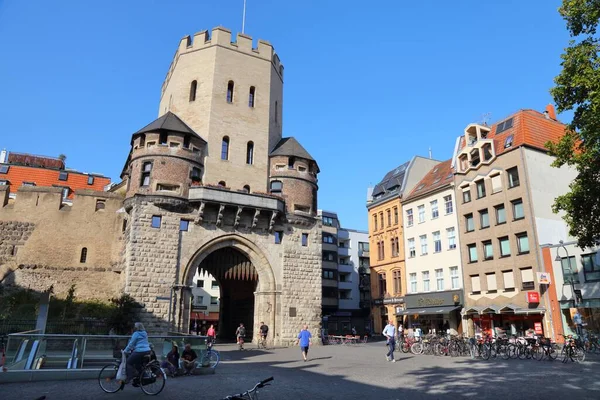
180, 235, 277, 342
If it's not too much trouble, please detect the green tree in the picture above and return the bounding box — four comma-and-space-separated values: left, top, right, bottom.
548, 0, 600, 248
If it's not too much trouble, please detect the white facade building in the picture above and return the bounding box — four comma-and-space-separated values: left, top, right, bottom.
190, 269, 221, 333
400, 160, 464, 332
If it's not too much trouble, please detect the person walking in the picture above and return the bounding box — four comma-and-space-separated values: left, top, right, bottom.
382, 320, 397, 363
573, 310, 584, 336
236, 323, 246, 350
296, 325, 312, 362
207, 324, 216, 344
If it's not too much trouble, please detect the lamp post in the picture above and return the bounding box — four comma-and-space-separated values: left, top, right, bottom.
555, 240, 579, 307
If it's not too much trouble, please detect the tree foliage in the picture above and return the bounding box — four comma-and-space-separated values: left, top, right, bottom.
548, 0, 600, 248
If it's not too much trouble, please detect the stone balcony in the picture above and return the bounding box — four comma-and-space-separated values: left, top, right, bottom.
188, 186, 285, 231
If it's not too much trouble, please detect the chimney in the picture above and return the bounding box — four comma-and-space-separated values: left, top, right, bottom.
545, 104, 557, 120
0, 149, 7, 164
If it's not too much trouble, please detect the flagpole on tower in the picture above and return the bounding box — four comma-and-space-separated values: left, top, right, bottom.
242, 0, 247, 34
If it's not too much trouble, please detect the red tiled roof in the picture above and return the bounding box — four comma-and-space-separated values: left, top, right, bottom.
458, 108, 567, 156
0, 165, 111, 199
405, 159, 454, 201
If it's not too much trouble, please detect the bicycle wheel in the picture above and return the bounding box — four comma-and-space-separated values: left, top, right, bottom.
517, 345, 528, 360
548, 344, 559, 361
204, 350, 220, 368
534, 346, 545, 361
401, 341, 410, 353
500, 344, 510, 360
140, 363, 166, 396
481, 344, 491, 360
411, 342, 423, 355
574, 348, 586, 363
98, 363, 123, 394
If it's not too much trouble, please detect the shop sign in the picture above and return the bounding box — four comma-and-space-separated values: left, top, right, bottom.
526, 291, 540, 304
534, 322, 543, 335
373, 297, 405, 305
404, 290, 463, 309
537, 272, 551, 285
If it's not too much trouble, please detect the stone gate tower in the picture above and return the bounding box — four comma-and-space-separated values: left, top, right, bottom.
159, 26, 284, 192
120, 27, 323, 345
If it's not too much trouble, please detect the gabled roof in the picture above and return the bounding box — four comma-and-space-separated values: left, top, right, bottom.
134, 111, 206, 142
270, 137, 317, 164
404, 159, 454, 202
457, 108, 566, 156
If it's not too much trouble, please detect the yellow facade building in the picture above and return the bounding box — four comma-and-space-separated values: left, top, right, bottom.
367, 156, 440, 333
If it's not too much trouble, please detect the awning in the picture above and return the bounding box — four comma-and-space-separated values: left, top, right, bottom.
515, 307, 546, 315
396, 306, 460, 316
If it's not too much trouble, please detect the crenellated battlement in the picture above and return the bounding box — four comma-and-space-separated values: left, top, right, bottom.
0, 185, 124, 215
162, 26, 284, 96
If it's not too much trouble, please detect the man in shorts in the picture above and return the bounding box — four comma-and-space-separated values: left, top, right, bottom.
259, 321, 269, 347
296, 325, 312, 362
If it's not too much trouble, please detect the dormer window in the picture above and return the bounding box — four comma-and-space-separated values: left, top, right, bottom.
505, 134, 514, 148
497, 118, 514, 134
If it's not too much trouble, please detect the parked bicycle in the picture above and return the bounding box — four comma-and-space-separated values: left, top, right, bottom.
560, 334, 585, 363
98, 351, 166, 395
534, 337, 558, 361
222, 377, 274, 400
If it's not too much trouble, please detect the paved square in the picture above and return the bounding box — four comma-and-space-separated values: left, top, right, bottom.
2, 342, 599, 399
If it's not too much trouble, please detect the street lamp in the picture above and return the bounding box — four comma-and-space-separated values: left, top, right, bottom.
555, 240, 579, 306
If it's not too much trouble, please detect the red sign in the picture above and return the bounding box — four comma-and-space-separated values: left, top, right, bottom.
534, 322, 543, 335
526, 291, 540, 303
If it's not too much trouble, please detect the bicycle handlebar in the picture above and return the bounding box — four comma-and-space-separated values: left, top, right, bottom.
260, 377, 274, 385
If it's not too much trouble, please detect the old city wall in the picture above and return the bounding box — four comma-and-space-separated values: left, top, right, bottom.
0, 186, 125, 300
122, 196, 322, 342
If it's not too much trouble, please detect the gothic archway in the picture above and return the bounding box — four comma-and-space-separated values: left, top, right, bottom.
181, 234, 277, 342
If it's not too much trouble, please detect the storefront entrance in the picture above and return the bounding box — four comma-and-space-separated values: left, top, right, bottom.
397, 290, 463, 334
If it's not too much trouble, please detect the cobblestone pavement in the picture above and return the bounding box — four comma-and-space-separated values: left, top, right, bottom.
2, 342, 600, 400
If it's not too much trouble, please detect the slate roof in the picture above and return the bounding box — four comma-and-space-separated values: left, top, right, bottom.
457, 109, 566, 156
133, 111, 206, 142
270, 137, 318, 170
404, 159, 454, 202
371, 161, 410, 199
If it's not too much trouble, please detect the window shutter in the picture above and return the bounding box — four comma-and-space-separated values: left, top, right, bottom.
520, 268, 534, 283
486, 273, 497, 291
471, 275, 481, 292
503, 270, 515, 289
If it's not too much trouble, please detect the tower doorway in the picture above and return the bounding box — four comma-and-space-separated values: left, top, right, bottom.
197, 247, 258, 340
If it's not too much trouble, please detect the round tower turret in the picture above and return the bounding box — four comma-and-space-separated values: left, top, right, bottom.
268, 137, 319, 215
122, 112, 206, 200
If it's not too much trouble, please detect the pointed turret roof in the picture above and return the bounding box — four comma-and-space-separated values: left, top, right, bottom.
270, 137, 315, 161
134, 111, 206, 142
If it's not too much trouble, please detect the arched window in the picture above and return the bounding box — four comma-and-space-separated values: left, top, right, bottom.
243, 185, 250, 193
218, 181, 226, 187
246, 141, 254, 165
80, 247, 87, 264
249, 86, 255, 107
221, 136, 229, 160
227, 81, 234, 103
270, 180, 282, 194
275, 100, 278, 122
189, 80, 197, 102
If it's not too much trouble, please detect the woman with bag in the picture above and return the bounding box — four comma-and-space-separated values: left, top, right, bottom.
123, 322, 151, 384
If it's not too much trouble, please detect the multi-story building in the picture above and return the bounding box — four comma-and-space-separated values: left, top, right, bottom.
318, 210, 370, 335
400, 159, 464, 333
190, 269, 221, 334
540, 241, 600, 341
0, 149, 110, 202
454, 104, 571, 338
367, 156, 440, 333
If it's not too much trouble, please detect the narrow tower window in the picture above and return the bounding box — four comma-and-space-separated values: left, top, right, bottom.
221, 136, 230, 160
141, 161, 152, 187
227, 81, 234, 103
275, 100, 278, 123
270, 180, 282, 194
246, 141, 254, 165
189, 80, 197, 102
80, 247, 87, 263
249, 86, 255, 107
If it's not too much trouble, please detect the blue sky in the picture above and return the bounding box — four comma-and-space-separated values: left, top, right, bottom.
0, 0, 570, 230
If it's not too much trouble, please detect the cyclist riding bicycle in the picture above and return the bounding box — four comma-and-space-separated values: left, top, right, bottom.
123, 322, 151, 384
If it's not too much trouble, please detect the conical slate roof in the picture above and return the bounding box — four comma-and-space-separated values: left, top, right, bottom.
270, 137, 315, 161
134, 111, 206, 142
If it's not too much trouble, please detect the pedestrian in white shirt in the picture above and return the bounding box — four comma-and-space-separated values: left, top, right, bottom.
382, 320, 397, 363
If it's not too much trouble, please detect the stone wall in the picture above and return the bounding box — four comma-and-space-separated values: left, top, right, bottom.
0, 186, 125, 300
